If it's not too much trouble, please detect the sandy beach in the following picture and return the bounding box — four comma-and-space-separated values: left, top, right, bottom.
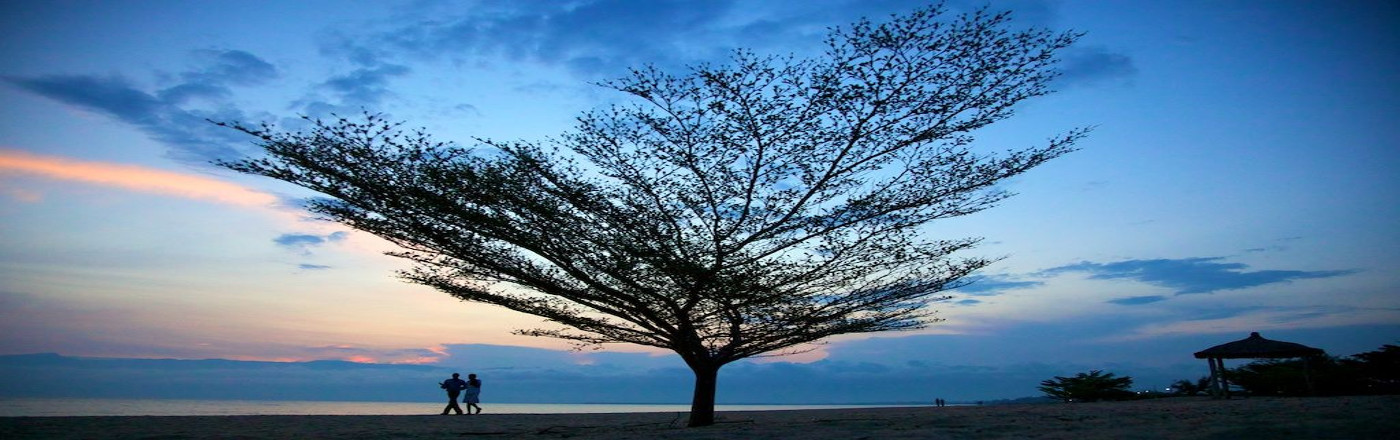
3, 395, 1396, 439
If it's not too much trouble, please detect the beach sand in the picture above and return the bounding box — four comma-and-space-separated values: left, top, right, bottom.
3, 395, 1396, 439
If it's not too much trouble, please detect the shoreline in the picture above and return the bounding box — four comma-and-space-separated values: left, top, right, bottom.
4, 395, 1397, 439
0, 399, 924, 417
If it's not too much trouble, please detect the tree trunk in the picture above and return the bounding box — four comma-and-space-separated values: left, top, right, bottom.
687, 363, 720, 427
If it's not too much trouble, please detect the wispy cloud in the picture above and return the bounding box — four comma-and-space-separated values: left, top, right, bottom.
1055, 45, 1137, 88
1106, 295, 1167, 305
950, 275, 1044, 297
3, 49, 276, 164
320, 64, 411, 105
0, 148, 278, 208
274, 231, 350, 260
1044, 257, 1354, 295
1110, 305, 1386, 342
274, 232, 348, 247
181, 49, 279, 87
7, 2, 1129, 164
331, 0, 741, 77
305, 344, 445, 364
320, 0, 1118, 86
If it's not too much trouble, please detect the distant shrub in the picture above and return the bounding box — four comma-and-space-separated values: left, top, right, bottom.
1039, 370, 1135, 402
1167, 376, 1212, 396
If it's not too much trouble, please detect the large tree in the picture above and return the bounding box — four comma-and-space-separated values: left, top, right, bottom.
220, 4, 1084, 426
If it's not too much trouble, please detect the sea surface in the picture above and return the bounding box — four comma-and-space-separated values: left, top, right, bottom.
0, 398, 924, 417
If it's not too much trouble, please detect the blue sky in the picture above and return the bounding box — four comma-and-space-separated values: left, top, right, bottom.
1, 0, 1397, 403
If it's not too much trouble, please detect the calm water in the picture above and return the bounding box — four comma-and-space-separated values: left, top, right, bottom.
0, 398, 923, 417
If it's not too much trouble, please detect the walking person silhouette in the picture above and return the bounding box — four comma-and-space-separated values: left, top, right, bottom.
439, 373, 468, 415
462, 373, 483, 414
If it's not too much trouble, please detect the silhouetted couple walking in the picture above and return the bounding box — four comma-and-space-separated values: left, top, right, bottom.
440, 373, 483, 415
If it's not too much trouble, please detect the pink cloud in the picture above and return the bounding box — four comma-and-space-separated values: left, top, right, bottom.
0, 186, 42, 202
0, 148, 278, 207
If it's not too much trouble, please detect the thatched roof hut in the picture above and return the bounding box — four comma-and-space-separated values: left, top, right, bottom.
1193, 332, 1326, 398
1194, 332, 1325, 359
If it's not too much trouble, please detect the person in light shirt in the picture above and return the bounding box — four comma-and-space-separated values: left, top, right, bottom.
462, 373, 483, 414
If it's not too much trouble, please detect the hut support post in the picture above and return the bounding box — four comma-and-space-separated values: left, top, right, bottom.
1216, 358, 1232, 399
1303, 356, 1315, 395
1206, 357, 1221, 398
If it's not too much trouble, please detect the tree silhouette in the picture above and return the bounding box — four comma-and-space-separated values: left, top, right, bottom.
220, 3, 1084, 426
1343, 344, 1400, 395
1039, 370, 1135, 402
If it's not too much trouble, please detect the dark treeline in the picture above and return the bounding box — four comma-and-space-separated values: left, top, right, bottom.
1040, 344, 1399, 403
1223, 344, 1400, 397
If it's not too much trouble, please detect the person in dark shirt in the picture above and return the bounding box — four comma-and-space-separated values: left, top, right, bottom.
439, 373, 468, 415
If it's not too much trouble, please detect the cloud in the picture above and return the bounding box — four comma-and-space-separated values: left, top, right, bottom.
950, 275, 1044, 297
9, 3, 1100, 163
0, 186, 42, 202
351, 0, 741, 76
275, 234, 329, 247
1107, 295, 1167, 306
1115, 307, 1397, 342
3, 49, 278, 164
0, 148, 279, 208
4, 74, 249, 163
158, 82, 231, 104
319, 63, 411, 105
9, 74, 165, 120
1055, 45, 1137, 88
298, 264, 332, 270
181, 49, 279, 86
157, 49, 279, 104
1044, 257, 1354, 295
304, 344, 445, 364
274, 231, 349, 257
326, 0, 1018, 81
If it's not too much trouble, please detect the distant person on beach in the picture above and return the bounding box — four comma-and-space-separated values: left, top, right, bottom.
463, 373, 483, 414
439, 373, 468, 415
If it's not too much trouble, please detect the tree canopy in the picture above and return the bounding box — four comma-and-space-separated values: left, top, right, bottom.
220, 3, 1084, 426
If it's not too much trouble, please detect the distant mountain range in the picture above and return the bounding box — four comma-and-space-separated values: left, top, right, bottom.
0, 353, 445, 402
0, 350, 1083, 404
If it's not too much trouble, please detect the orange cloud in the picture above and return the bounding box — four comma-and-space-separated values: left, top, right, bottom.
0, 148, 279, 207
